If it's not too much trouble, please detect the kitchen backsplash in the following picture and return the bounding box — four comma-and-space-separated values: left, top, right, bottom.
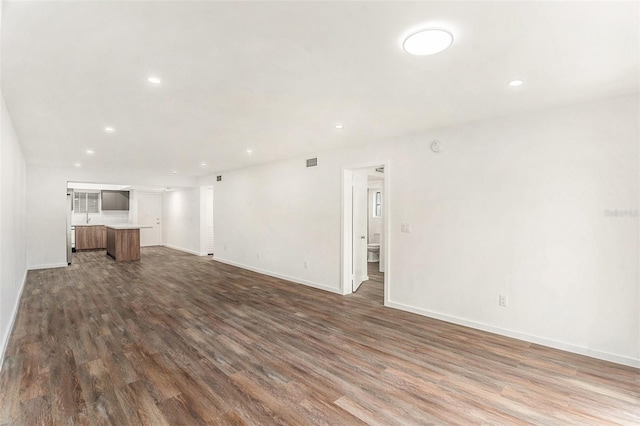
72, 210, 130, 225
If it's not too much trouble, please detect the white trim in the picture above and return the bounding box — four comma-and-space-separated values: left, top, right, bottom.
213, 257, 342, 295
0, 270, 28, 370
163, 244, 205, 256
27, 262, 68, 270
386, 299, 640, 369
381, 164, 389, 304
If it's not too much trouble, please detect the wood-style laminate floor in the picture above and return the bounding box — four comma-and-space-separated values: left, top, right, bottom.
1, 247, 638, 425
366, 262, 384, 283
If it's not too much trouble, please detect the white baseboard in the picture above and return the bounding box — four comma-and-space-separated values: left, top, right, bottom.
0, 269, 28, 371
213, 257, 342, 295
386, 299, 640, 369
27, 262, 68, 270
163, 244, 201, 256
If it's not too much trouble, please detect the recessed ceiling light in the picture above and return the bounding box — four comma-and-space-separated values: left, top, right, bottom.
74, 163, 81, 167
335, 123, 344, 130
104, 126, 115, 133
509, 79, 524, 87
147, 76, 162, 85
403, 29, 453, 56
86, 150, 94, 155
246, 149, 253, 154
171, 170, 177, 174
201, 162, 207, 166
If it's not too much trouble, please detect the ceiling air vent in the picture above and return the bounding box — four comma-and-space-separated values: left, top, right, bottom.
216, 175, 222, 182
306, 158, 318, 167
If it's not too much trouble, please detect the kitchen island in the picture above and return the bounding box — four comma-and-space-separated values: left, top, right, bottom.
106, 224, 146, 261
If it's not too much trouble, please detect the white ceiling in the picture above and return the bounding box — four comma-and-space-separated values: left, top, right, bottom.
2, 1, 638, 177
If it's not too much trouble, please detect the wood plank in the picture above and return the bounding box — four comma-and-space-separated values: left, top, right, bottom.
0, 247, 638, 424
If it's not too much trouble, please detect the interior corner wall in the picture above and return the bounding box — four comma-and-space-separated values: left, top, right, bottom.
208, 94, 639, 367
0, 95, 28, 368
163, 188, 202, 256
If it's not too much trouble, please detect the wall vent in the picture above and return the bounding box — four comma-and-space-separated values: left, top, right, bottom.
216, 175, 222, 182
375, 166, 384, 173
306, 158, 318, 167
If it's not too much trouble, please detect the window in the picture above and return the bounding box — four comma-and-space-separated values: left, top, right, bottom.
373, 191, 382, 218
73, 192, 100, 213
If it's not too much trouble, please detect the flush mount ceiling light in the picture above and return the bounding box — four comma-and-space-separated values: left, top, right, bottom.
147, 76, 162, 85
509, 79, 524, 87
246, 149, 253, 154
334, 123, 344, 130
104, 126, 115, 133
86, 150, 94, 155
74, 163, 81, 167
403, 29, 453, 56
171, 170, 177, 174
200, 162, 207, 166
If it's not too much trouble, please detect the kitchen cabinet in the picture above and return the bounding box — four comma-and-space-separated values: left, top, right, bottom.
75, 225, 106, 250
106, 225, 141, 261
101, 190, 130, 210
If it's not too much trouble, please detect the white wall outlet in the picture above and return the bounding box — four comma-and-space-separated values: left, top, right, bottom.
499, 295, 509, 307
401, 223, 411, 233
304, 261, 308, 269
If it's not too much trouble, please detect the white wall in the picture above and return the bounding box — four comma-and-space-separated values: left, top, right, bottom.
0, 95, 27, 368
203, 94, 639, 367
388, 95, 639, 367
26, 165, 196, 269
163, 188, 203, 255
203, 156, 341, 293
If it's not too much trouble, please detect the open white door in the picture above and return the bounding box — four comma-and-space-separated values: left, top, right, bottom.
137, 192, 163, 246
352, 172, 368, 291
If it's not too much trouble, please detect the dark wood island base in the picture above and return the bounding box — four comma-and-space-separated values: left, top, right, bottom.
106, 226, 141, 261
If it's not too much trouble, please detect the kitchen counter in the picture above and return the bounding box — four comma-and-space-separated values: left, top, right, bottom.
74, 223, 150, 228
106, 226, 145, 261
105, 224, 151, 230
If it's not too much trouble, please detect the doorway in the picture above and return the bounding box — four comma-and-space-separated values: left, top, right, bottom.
137, 192, 163, 246
342, 162, 389, 303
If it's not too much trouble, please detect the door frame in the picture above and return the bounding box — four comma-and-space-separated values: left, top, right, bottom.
341, 160, 390, 305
